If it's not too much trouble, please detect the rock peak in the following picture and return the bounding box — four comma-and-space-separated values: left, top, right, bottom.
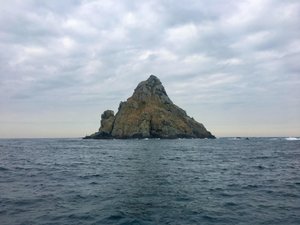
84, 75, 215, 139
146, 74, 161, 84
132, 75, 172, 104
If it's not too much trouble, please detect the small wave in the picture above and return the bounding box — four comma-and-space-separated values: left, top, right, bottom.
105, 211, 126, 221
229, 137, 241, 140
285, 137, 300, 141
243, 184, 259, 190
227, 183, 239, 187
176, 196, 192, 202
0, 166, 9, 171
255, 165, 266, 170
68, 213, 95, 221
202, 215, 218, 222
229, 137, 250, 140
219, 192, 232, 197
89, 181, 98, 185
15, 198, 42, 206
209, 187, 224, 192
224, 202, 238, 207
279, 192, 299, 198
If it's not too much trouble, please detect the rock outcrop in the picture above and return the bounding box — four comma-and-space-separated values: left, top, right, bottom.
84, 75, 215, 139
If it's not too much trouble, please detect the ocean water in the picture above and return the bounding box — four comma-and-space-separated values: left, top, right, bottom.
0, 138, 299, 225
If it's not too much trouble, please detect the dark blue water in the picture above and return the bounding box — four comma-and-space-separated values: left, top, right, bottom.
0, 138, 299, 225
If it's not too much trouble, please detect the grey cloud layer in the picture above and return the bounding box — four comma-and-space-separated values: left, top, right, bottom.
0, 0, 299, 137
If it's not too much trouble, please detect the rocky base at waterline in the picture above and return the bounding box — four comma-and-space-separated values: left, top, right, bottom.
84, 75, 215, 139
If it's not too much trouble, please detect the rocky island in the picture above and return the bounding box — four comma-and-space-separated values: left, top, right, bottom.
84, 75, 215, 139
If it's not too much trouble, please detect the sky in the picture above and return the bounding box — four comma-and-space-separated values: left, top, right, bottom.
0, 0, 299, 138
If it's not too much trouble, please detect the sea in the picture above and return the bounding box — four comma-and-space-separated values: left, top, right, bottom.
0, 137, 299, 225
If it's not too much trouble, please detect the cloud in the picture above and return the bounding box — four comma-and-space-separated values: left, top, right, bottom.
0, 0, 299, 137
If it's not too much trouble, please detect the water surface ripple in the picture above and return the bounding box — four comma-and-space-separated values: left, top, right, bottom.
0, 138, 299, 224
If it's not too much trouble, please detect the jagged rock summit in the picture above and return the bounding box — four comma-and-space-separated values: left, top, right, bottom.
84, 75, 215, 139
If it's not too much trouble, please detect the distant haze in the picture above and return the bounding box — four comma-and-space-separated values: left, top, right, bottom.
0, 0, 299, 138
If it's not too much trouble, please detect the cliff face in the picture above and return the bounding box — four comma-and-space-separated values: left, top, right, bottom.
85, 75, 215, 139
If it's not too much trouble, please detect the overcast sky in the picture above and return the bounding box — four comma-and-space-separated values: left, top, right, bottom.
0, 0, 299, 138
